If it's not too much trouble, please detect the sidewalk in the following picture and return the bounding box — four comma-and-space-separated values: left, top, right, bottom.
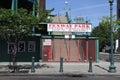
0, 61, 120, 76
29, 61, 120, 76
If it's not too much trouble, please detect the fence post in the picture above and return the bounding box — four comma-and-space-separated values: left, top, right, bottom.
31, 57, 35, 72
59, 57, 63, 72
88, 57, 93, 72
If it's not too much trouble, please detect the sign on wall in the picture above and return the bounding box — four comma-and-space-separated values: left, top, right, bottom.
18, 41, 25, 52
47, 23, 92, 32
28, 41, 35, 52
8, 43, 15, 54
43, 39, 52, 46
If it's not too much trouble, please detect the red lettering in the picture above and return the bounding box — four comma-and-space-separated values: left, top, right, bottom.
48, 24, 92, 32
48, 24, 53, 29
52, 24, 55, 27
82, 24, 85, 28
61, 24, 65, 27
86, 24, 90, 30
60, 24, 65, 30
57, 24, 60, 27
79, 24, 81, 27
74, 24, 78, 27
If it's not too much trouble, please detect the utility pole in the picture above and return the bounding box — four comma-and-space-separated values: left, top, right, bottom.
108, 0, 116, 73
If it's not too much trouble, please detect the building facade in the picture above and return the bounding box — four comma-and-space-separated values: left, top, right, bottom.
0, 0, 99, 63
117, 0, 120, 20
39, 0, 46, 12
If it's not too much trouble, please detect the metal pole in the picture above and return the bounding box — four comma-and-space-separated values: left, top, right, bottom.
31, 57, 35, 72
88, 57, 93, 72
86, 39, 88, 62
108, 0, 116, 73
32, 0, 35, 16
39, 37, 42, 64
96, 39, 99, 63
11, 0, 18, 14
59, 57, 63, 72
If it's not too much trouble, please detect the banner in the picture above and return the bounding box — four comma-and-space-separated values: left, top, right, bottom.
47, 23, 92, 32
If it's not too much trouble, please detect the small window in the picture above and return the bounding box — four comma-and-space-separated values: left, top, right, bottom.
8, 43, 15, 54
28, 41, 35, 52
18, 41, 25, 52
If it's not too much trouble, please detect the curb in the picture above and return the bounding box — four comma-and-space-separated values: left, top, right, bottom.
0, 72, 120, 77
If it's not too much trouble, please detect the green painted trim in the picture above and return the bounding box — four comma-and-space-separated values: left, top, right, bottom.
11, 0, 14, 14
39, 38, 42, 62
48, 32, 51, 35
75, 36, 87, 39
16, 0, 18, 12
41, 35, 99, 39
32, 34, 41, 36
96, 39, 99, 63
53, 35, 65, 39
36, 0, 39, 18
31, 34, 99, 39
33, 0, 39, 17
88, 37, 99, 39
32, 0, 35, 16
42, 35, 52, 38
11, 0, 18, 14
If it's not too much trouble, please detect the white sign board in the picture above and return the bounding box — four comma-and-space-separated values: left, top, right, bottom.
47, 24, 92, 32
43, 39, 52, 46
65, 35, 75, 39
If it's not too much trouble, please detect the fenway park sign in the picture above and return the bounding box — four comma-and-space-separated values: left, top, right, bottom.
47, 23, 92, 32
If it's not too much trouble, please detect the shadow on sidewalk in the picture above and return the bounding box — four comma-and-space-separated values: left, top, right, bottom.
95, 65, 109, 72
0, 63, 54, 73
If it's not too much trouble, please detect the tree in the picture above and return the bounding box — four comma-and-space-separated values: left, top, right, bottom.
0, 8, 40, 72
0, 7, 53, 72
91, 16, 118, 51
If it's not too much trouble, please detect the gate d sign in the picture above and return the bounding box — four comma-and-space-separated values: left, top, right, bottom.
65, 35, 75, 39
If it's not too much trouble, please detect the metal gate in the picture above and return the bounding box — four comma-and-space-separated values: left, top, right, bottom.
42, 39, 96, 62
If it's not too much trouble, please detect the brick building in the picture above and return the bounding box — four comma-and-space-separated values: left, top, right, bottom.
39, 0, 46, 12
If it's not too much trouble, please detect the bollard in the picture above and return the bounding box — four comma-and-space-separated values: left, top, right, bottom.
88, 57, 93, 72
31, 57, 35, 72
39, 59, 42, 65
59, 57, 63, 72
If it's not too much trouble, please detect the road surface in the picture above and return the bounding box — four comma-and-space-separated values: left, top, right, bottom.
0, 76, 119, 80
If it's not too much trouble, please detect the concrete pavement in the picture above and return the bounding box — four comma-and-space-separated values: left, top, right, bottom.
0, 53, 120, 76
0, 61, 120, 76
29, 61, 120, 76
